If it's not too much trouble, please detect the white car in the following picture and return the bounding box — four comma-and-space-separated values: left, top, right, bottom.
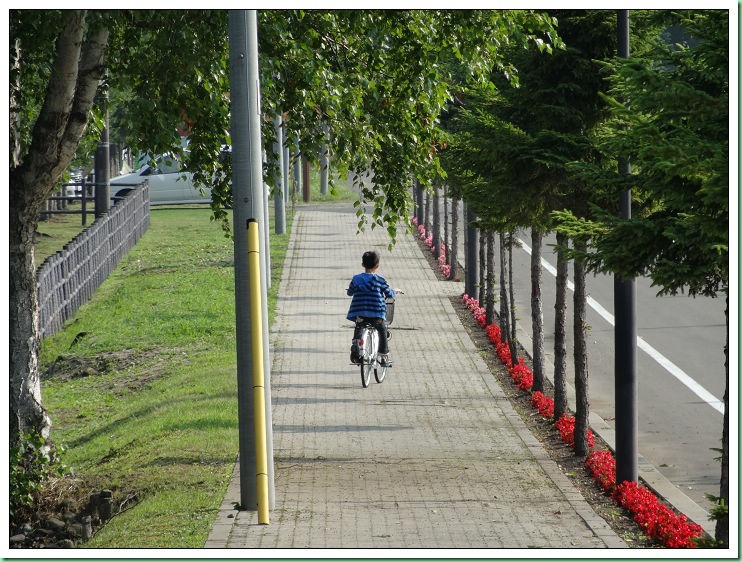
110, 154, 212, 205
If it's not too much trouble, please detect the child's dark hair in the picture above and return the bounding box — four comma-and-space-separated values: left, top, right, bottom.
362, 251, 380, 270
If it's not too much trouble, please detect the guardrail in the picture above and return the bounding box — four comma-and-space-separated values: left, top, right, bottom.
36, 182, 150, 339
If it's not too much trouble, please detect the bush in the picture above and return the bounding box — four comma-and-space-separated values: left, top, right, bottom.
10, 432, 67, 524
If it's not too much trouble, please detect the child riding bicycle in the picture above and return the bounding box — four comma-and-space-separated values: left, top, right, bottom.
346, 251, 402, 367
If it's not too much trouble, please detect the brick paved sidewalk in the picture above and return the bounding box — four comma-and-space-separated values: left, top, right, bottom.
205, 203, 626, 550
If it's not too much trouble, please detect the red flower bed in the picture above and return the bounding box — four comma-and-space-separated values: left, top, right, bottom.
415, 220, 451, 278
456, 289, 705, 548
614, 481, 703, 548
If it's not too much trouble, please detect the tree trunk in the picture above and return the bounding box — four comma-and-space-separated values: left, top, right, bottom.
716, 292, 729, 545
9, 12, 109, 446
506, 233, 518, 363
573, 239, 589, 457
464, 205, 477, 296
424, 190, 431, 233
508, 232, 516, 342
478, 230, 486, 305
531, 228, 545, 393
553, 231, 569, 422
443, 186, 449, 263
498, 232, 512, 349
9, 211, 51, 446
415, 181, 424, 227
448, 197, 459, 281
485, 231, 495, 325
432, 185, 440, 259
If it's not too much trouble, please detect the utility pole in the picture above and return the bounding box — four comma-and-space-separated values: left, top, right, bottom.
614, 8, 638, 485
228, 8, 275, 511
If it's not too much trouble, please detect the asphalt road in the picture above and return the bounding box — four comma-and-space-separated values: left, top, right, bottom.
508, 230, 727, 511
434, 202, 727, 511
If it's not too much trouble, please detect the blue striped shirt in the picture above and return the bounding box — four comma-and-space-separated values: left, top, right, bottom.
346, 273, 396, 320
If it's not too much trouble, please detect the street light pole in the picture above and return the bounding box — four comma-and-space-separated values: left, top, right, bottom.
229, 8, 275, 510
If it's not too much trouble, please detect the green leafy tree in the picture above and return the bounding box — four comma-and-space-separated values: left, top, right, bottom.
442, 10, 617, 456
9, 9, 560, 446
553, 9, 729, 543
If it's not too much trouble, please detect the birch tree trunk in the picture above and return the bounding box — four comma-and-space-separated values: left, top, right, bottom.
10, 12, 109, 446
553, 231, 569, 422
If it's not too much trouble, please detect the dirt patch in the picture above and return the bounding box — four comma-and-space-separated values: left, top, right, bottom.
43, 348, 172, 393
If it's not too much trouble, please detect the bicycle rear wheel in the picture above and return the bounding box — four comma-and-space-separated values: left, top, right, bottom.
374, 363, 387, 383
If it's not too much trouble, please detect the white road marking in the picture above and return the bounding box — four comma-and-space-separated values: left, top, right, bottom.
517, 237, 724, 415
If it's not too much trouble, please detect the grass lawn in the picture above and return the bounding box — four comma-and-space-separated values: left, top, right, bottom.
37, 175, 355, 548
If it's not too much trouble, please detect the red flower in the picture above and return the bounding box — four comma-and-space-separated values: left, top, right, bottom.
585, 449, 616, 493
485, 323, 501, 345
495, 341, 512, 366
531, 391, 555, 419
510, 363, 533, 391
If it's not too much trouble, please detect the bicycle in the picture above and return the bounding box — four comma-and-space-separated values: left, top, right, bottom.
351, 297, 396, 388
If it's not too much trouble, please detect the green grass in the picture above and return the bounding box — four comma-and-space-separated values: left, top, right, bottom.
37, 196, 317, 547
35, 204, 93, 265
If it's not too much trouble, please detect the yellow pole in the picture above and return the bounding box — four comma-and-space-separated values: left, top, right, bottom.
247, 219, 270, 524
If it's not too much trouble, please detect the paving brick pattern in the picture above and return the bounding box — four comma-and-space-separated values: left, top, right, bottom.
205, 203, 626, 550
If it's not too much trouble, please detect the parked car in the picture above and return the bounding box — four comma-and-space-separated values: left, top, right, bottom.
110, 154, 212, 205
63, 169, 85, 201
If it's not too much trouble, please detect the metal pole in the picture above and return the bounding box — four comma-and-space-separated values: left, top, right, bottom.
94, 114, 110, 217
228, 9, 275, 510
247, 219, 270, 524
614, 8, 638, 485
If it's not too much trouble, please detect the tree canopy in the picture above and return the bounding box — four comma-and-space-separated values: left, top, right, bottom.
553, 10, 729, 298
9, 7, 561, 444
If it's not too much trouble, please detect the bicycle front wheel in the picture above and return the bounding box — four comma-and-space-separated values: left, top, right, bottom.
361, 362, 372, 388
